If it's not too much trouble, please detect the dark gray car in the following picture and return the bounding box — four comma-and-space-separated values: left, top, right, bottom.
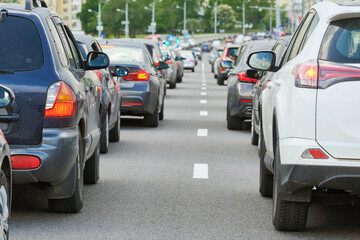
99, 40, 167, 127
226, 40, 275, 130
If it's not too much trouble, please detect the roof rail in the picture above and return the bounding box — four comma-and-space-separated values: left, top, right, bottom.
25, 0, 48, 10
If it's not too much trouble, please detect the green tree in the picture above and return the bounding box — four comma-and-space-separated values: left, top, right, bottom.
78, 0, 99, 34
211, 4, 236, 32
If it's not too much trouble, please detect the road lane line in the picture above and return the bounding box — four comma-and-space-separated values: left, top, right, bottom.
193, 163, 208, 179
202, 83, 206, 86
201, 87, 206, 90
201, 92, 207, 96
200, 100, 207, 104
197, 129, 208, 137
200, 111, 208, 116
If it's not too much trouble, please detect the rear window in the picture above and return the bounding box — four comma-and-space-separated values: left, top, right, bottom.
319, 18, 360, 63
101, 45, 143, 63
0, 16, 43, 71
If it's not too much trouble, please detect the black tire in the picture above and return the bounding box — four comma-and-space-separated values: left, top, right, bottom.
159, 100, 164, 121
176, 74, 182, 83
84, 140, 100, 184
227, 107, 243, 130
259, 130, 273, 197
144, 102, 159, 127
109, 111, 120, 142
169, 82, 176, 89
272, 141, 308, 231
211, 65, 214, 73
214, 74, 218, 79
251, 112, 259, 145
217, 76, 224, 85
49, 128, 84, 213
0, 170, 10, 239
191, 68, 195, 72
100, 113, 109, 153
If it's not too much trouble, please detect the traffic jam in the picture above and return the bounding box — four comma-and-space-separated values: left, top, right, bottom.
0, 0, 360, 239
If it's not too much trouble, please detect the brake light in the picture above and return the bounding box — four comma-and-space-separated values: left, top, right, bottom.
301, 149, 328, 159
45, 82, 76, 117
237, 72, 258, 83
293, 60, 318, 88
11, 155, 41, 169
155, 62, 159, 66
122, 69, 150, 81
240, 99, 252, 103
167, 60, 173, 65
189, 59, 195, 62
94, 70, 103, 81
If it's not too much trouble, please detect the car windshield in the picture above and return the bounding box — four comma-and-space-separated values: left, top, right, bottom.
0, 16, 44, 71
101, 45, 143, 63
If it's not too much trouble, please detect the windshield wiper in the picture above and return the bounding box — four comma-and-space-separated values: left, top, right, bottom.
0, 70, 14, 74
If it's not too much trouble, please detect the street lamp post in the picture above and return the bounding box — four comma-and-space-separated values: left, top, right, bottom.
88, 0, 109, 38
125, 0, 136, 38
144, 0, 162, 36
176, 0, 188, 36
214, 1, 217, 35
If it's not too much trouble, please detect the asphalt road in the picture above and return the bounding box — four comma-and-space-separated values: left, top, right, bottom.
11, 54, 360, 239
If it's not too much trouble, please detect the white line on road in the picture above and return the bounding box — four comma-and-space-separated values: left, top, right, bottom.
193, 163, 209, 179
201, 87, 206, 90
197, 129, 208, 137
200, 100, 207, 104
202, 83, 206, 86
200, 111, 208, 116
201, 92, 207, 96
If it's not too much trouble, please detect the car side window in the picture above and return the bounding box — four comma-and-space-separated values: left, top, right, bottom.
91, 42, 100, 52
145, 48, 156, 69
299, 14, 319, 52
47, 18, 68, 67
281, 12, 315, 65
55, 22, 77, 68
63, 26, 83, 69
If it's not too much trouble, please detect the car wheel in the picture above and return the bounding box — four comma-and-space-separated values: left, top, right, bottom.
109, 111, 121, 142
226, 106, 243, 130
214, 74, 218, 79
0, 170, 9, 239
49, 128, 84, 213
159, 99, 164, 121
84, 139, 100, 184
169, 82, 176, 89
144, 101, 159, 127
217, 76, 224, 86
100, 113, 109, 153
272, 140, 308, 231
259, 129, 273, 197
251, 112, 259, 145
176, 74, 182, 83
211, 65, 214, 73
192, 68, 195, 72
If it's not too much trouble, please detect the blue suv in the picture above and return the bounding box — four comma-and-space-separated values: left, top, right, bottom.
0, 0, 109, 212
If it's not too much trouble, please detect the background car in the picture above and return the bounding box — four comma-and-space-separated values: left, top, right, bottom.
75, 34, 122, 153
192, 47, 202, 60
210, 47, 224, 73
171, 49, 184, 83
0, 2, 109, 213
160, 46, 178, 89
179, 50, 196, 72
100, 40, 167, 127
215, 45, 239, 85
201, 44, 211, 52
226, 40, 275, 130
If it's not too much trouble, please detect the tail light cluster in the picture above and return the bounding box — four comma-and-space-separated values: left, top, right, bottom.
301, 149, 328, 159
11, 155, 41, 169
293, 60, 360, 89
237, 72, 258, 83
45, 82, 76, 117
122, 69, 150, 81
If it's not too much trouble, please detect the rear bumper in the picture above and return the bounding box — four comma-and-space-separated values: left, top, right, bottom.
120, 90, 156, 115
11, 127, 78, 185
228, 81, 254, 118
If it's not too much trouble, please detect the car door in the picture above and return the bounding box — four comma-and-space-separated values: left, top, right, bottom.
263, 11, 317, 158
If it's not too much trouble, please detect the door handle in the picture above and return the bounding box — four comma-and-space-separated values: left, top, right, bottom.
275, 79, 282, 86
267, 82, 275, 89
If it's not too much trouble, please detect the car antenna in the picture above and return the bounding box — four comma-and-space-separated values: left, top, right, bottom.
25, 0, 48, 10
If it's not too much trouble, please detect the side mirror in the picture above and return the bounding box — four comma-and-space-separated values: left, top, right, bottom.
157, 61, 169, 70
245, 69, 260, 80
0, 85, 14, 108
247, 51, 276, 71
220, 61, 233, 69
175, 56, 181, 61
164, 55, 171, 61
86, 51, 110, 70
115, 66, 129, 77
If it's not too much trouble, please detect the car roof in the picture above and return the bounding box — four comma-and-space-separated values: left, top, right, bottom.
98, 39, 144, 47
312, 1, 360, 22
0, 2, 58, 19
74, 34, 96, 46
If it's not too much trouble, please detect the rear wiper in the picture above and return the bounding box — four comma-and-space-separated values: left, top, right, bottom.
0, 70, 14, 74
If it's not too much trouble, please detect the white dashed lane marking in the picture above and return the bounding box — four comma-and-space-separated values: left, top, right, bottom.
201, 92, 207, 96
200, 100, 207, 104
200, 111, 208, 116
197, 129, 208, 137
193, 163, 209, 179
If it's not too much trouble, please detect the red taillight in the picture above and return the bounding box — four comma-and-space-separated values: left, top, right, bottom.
293, 60, 318, 88
155, 62, 159, 66
318, 61, 360, 89
45, 82, 76, 117
122, 69, 150, 81
11, 155, 41, 169
301, 149, 328, 159
240, 99, 252, 103
167, 60, 173, 65
189, 59, 195, 62
237, 72, 258, 83
94, 70, 102, 81
122, 103, 143, 106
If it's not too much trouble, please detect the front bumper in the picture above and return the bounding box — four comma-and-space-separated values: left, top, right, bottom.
11, 127, 79, 185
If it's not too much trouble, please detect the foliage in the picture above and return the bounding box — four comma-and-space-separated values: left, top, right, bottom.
210, 4, 236, 32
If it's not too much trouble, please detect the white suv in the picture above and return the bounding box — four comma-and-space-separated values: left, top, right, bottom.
247, 1, 360, 231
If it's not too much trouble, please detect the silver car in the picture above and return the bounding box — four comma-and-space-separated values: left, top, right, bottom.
179, 50, 195, 72
160, 46, 178, 89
